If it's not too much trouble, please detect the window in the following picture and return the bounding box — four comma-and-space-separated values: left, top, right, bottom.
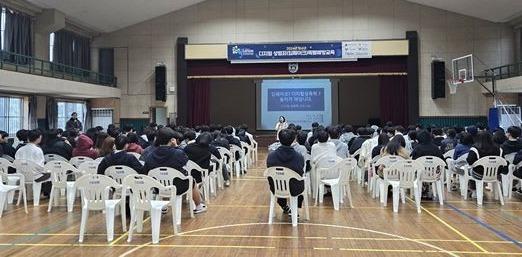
49, 32, 54, 62
1, 7, 6, 50
57, 101, 85, 130
91, 108, 113, 129
0, 96, 23, 136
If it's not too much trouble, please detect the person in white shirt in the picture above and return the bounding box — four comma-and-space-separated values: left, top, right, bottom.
311, 129, 337, 165
327, 126, 348, 158
15, 129, 52, 195
274, 116, 288, 140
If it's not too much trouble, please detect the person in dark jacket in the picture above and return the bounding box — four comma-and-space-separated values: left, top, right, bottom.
15, 129, 28, 152
223, 126, 241, 147
411, 130, 444, 160
267, 129, 305, 214
511, 149, 522, 180
143, 127, 206, 214
65, 112, 83, 132
97, 136, 143, 175
0, 131, 15, 158
466, 132, 502, 194
454, 132, 473, 160
349, 127, 371, 155
184, 132, 214, 184
42, 129, 73, 160
501, 126, 522, 156
440, 129, 458, 153
209, 131, 231, 185
432, 128, 445, 148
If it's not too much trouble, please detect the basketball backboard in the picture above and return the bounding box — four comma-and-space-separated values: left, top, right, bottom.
451, 54, 474, 84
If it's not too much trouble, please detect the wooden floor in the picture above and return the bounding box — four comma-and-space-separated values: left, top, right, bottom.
1, 150, 522, 256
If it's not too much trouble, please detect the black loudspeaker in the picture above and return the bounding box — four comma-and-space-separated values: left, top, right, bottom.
431, 61, 446, 99
155, 65, 166, 102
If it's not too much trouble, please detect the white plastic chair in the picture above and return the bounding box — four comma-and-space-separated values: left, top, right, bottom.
240, 141, 252, 168
302, 152, 312, 196
508, 161, 522, 198
314, 155, 341, 203
127, 152, 141, 161
0, 159, 27, 217
148, 167, 194, 226
415, 156, 446, 205
367, 155, 381, 194
374, 155, 404, 202
75, 174, 121, 243
246, 134, 258, 163
45, 160, 81, 212
78, 161, 100, 176
264, 166, 309, 227
318, 158, 357, 210
95, 157, 104, 162
501, 153, 516, 198
209, 155, 222, 192
123, 174, 176, 244
13, 159, 49, 206
105, 165, 138, 231
1, 155, 14, 162
185, 160, 210, 203
70, 156, 94, 168
230, 144, 246, 177
216, 147, 233, 180
460, 156, 507, 205
44, 154, 68, 163
383, 160, 423, 213
443, 149, 455, 191
350, 149, 363, 184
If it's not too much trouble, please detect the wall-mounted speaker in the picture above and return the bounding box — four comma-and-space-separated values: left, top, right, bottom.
431, 61, 446, 99
155, 65, 166, 102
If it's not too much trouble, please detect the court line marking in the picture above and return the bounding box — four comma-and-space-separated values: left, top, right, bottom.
0, 232, 520, 244
118, 222, 459, 257
406, 197, 488, 253
446, 203, 522, 249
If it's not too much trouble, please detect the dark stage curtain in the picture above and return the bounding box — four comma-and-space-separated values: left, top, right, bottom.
3, 7, 32, 63
53, 30, 90, 70
187, 79, 210, 127
380, 75, 409, 126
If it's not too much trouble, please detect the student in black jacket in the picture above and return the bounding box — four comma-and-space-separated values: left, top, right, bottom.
184, 132, 214, 184
501, 126, 522, 156
97, 135, 143, 175
349, 127, 371, 155
42, 129, 73, 160
143, 127, 207, 214
223, 126, 241, 147
267, 129, 305, 214
466, 132, 502, 193
411, 130, 444, 160
0, 131, 15, 158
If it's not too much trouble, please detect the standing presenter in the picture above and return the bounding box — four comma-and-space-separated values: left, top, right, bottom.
274, 116, 288, 140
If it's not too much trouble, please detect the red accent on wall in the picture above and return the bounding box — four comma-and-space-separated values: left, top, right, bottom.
187, 56, 407, 77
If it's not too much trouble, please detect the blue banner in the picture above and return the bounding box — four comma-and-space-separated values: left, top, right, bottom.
267, 88, 324, 111
228, 42, 343, 63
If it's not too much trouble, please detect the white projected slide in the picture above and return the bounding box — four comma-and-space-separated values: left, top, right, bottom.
258, 79, 332, 130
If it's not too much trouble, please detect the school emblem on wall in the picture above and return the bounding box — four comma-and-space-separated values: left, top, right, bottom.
288, 63, 299, 74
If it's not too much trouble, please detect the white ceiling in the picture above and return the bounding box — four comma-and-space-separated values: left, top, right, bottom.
26, 0, 205, 33
406, 0, 522, 23
25, 0, 522, 33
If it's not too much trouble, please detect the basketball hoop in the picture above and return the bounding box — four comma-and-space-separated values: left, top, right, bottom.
448, 79, 464, 94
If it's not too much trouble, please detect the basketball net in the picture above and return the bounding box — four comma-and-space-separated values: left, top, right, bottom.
448, 79, 464, 94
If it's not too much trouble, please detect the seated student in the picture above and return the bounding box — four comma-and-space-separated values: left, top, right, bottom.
42, 129, 73, 160
406, 130, 418, 152
501, 126, 522, 156
267, 129, 305, 215
98, 136, 115, 157
311, 129, 337, 165
339, 125, 354, 146
185, 132, 221, 185
327, 126, 348, 158
97, 136, 143, 175
15, 129, 28, 152
431, 128, 445, 148
237, 127, 252, 146
143, 127, 207, 214
411, 130, 444, 160
0, 131, 15, 158
371, 133, 389, 158
15, 130, 51, 195
210, 131, 231, 186
349, 127, 371, 155
293, 130, 309, 157
454, 132, 473, 160
492, 129, 507, 146
223, 126, 241, 148
377, 136, 410, 178
440, 128, 458, 153
126, 133, 144, 154
510, 147, 522, 187
466, 132, 502, 197
180, 130, 196, 149
94, 132, 109, 157
72, 134, 98, 159
306, 122, 320, 142
141, 131, 157, 161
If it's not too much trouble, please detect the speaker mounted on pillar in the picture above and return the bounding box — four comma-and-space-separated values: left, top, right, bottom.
155, 65, 167, 102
